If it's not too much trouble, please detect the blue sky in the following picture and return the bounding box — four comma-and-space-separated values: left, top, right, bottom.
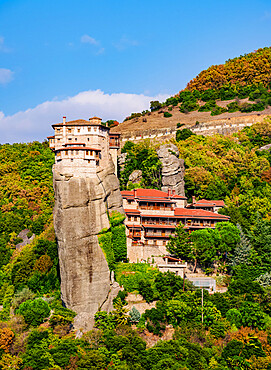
0, 0, 271, 142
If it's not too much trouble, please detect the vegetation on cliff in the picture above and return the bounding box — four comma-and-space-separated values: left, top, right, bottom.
123, 47, 271, 122
2, 116, 271, 367
186, 47, 271, 91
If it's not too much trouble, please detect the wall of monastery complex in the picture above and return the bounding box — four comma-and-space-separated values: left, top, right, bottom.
119, 113, 270, 145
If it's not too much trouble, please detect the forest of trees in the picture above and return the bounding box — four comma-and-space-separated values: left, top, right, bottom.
3, 53, 271, 367
1, 118, 271, 367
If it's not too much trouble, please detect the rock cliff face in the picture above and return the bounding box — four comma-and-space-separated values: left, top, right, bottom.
157, 144, 185, 196
53, 160, 123, 331
128, 169, 142, 185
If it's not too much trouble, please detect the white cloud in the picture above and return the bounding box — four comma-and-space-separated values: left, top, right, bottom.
0, 68, 14, 84
0, 90, 169, 144
113, 36, 139, 51
80, 34, 104, 54
81, 34, 99, 45
0, 36, 11, 52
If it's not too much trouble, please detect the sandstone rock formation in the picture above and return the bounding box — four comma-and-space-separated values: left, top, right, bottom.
128, 169, 142, 185
157, 144, 185, 196
53, 159, 123, 331
16, 229, 35, 250
118, 152, 127, 172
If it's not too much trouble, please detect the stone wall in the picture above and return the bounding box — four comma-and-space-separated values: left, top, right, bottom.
119, 114, 270, 145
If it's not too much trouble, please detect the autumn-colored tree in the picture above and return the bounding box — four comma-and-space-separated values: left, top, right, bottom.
33, 254, 53, 273
0, 327, 14, 353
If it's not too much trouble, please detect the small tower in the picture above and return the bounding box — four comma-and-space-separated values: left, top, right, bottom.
48, 116, 120, 176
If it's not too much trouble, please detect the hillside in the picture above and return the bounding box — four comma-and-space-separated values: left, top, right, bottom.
111, 47, 271, 138
1, 123, 271, 367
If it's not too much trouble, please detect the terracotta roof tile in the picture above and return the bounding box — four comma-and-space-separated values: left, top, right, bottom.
124, 209, 140, 214
174, 208, 229, 219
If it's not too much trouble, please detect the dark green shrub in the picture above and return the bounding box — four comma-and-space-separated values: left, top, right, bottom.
49, 306, 76, 328
144, 303, 167, 336
198, 100, 216, 112
138, 279, 154, 303
211, 106, 227, 116
210, 318, 230, 338
150, 101, 162, 111
17, 298, 50, 327
226, 308, 242, 328
176, 128, 194, 141
227, 101, 240, 112
163, 112, 172, 118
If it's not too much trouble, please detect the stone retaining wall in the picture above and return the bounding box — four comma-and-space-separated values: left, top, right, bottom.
120, 114, 270, 145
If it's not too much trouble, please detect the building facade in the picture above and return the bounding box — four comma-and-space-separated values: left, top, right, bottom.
47, 116, 120, 176
121, 188, 229, 263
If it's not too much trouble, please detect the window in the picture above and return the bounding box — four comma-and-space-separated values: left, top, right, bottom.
75, 138, 77, 141
128, 216, 132, 221
57, 128, 60, 132
86, 150, 89, 155
76, 150, 79, 155
67, 129, 71, 133
68, 138, 72, 141
57, 138, 60, 141
90, 150, 93, 156
88, 127, 91, 132
65, 151, 68, 155
71, 150, 74, 155
87, 138, 90, 141
88, 160, 91, 163
56, 152, 61, 156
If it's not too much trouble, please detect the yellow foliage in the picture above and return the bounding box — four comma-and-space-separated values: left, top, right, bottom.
34, 254, 53, 273
0, 353, 23, 370
0, 328, 14, 353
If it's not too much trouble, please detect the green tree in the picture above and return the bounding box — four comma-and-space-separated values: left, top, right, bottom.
176, 128, 195, 142
17, 298, 50, 327
190, 228, 217, 272
166, 223, 191, 260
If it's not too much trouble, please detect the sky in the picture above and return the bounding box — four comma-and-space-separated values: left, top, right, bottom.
0, 0, 271, 143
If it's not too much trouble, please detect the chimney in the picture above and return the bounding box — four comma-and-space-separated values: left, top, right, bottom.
167, 188, 171, 197
63, 116, 66, 125
172, 189, 176, 195
192, 196, 196, 204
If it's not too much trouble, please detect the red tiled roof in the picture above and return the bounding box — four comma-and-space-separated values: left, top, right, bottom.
135, 188, 169, 198
174, 208, 229, 219
197, 199, 225, 207
121, 190, 134, 196
124, 209, 140, 214
47, 135, 55, 139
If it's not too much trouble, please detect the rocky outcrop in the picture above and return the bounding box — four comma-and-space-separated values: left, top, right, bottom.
53, 160, 123, 331
128, 170, 142, 185
258, 143, 271, 151
157, 144, 185, 196
16, 229, 35, 250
